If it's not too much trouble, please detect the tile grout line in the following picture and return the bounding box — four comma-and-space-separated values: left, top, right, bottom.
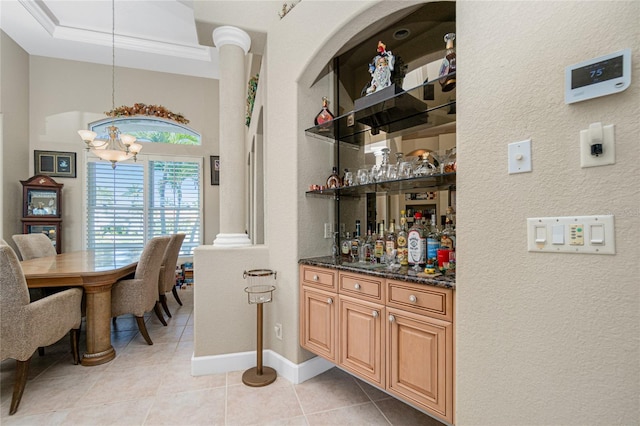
290, 377, 310, 425
224, 370, 229, 426
352, 376, 393, 425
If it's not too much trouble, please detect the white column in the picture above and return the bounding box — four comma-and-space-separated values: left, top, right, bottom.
212, 26, 252, 247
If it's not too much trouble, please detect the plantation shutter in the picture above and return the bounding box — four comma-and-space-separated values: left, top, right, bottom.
148, 159, 201, 257
86, 161, 146, 259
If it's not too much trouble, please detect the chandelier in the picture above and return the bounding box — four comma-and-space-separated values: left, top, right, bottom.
77, 0, 141, 169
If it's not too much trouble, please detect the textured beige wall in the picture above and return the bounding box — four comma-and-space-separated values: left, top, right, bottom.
456, 1, 639, 424
0, 31, 29, 245
193, 245, 269, 357
266, 0, 426, 364
27, 57, 220, 251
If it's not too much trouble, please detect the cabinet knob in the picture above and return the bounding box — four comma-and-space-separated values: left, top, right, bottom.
372, 310, 379, 318
388, 314, 396, 323
354, 283, 361, 290
409, 295, 417, 303
327, 298, 333, 305
313, 275, 319, 281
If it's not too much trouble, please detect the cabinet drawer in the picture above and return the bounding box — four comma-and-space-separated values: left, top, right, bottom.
386, 280, 452, 321
339, 272, 385, 302
300, 265, 337, 291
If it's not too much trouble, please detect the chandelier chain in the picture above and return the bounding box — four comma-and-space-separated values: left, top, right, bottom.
111, 0, 115, 114
78, 0, 141, 168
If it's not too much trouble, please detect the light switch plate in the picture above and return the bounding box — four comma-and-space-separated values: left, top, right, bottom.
508, 139, 532, 174
527, 215, 615, 254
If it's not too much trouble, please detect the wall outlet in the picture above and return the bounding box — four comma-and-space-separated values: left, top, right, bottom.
274, 323, 282, 340
324, 223, 332, 238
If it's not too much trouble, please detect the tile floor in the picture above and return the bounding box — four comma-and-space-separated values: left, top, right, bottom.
1, 286, 444, 425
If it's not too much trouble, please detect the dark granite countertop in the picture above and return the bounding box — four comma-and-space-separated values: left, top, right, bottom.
299, 256, 455, 290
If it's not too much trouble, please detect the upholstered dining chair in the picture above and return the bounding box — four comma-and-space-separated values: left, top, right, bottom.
0, 243, 83, 416
111, 236, 170, 345
154, 233, 186, 324
12, 233, 57, 260
12, 233, 62, 357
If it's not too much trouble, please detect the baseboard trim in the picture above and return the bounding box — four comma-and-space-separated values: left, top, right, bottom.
191, 350, 335, 384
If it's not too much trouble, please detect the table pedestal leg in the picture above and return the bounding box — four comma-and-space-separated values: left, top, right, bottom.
82, 286, 116, 366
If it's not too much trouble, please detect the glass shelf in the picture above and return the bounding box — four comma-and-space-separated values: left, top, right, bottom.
305, 173, 456, 198
305, 72, 456, 146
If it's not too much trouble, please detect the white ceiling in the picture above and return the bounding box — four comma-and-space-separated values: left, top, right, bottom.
0, 0, 279, 79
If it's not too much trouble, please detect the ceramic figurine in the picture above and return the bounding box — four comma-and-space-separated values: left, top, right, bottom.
365, 41, 395, 96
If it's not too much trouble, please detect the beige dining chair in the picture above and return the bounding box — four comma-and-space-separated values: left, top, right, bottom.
111, 236, 170, 345
12, 233, 62, 357
0, 243, 83, 416
12, 233, 57, 260
154, 233, 186, 325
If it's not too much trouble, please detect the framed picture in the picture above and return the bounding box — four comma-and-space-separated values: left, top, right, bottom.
34, 150, 77, 178
210, 155, 220, 185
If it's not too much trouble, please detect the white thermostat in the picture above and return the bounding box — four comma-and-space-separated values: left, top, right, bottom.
565, 48, 631, 104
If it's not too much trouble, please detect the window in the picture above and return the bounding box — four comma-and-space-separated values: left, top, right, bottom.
85, 118, 202, 258
91, 117, 201, 145
147, 159, 201, 248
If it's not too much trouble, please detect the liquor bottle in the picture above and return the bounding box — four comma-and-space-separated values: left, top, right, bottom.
314, 96, 335, 128
341, 232, 352, 257
397, 211, 408, 266
385, 219, 397, 257
326, 166, 342, 189
427, 214, 441, 261
352, 220, 361, 262
407, 212, 426, 268
441, 207, 456, 250
374, 222, 385, 262
438, 33, 456, 92
361, 229, 374, 263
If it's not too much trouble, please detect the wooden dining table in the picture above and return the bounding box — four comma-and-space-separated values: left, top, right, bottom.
21, 250, 138, 366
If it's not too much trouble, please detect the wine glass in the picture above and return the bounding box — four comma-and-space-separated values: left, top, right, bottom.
331, 232, 339, 259
429, 147, 456, 174
386, 249, 400, 270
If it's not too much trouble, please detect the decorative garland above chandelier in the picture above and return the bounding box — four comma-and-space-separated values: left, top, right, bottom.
105, 103, 190, 125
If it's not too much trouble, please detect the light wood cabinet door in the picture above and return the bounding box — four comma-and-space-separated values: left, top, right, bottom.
339, 295, 385, 387
300, 286, 337, 362
386, 307, 453, 424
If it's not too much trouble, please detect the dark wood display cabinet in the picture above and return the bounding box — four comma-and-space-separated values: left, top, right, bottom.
20, 174, 63, 253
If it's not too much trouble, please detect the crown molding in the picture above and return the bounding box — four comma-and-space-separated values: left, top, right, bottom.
18, 0, 212, 62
